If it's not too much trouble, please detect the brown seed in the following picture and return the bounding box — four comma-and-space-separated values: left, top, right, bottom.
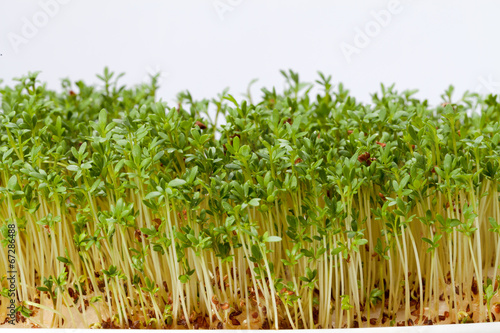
217, 322, 223, 329
369, 318, 377, 325
153, 218, 162, 230
471, 279, 478, 295
69, 90, 76, 96
194, 121, 207, 129
135, 229, 143, 242
252, 311, 259, 319
212, 296, 219, 305
230, 310, 242, 319
494, 304, 500, 314
358, 152, 370, 163
231, 318, 241, 326
376, 141, 386, 148
221, 302, 229, 310
294, 158, 303, 164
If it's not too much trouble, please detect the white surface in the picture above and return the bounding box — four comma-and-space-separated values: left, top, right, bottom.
1, 0, 499, 104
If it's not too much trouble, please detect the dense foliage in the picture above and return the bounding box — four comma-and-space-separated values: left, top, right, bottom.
1, 69, 500, 328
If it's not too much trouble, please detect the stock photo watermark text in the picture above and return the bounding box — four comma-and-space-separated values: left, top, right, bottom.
340, 0, 403, 64
7, 0, 72, 54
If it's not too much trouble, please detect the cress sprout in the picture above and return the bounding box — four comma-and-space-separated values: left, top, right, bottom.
1, 69, 500, 328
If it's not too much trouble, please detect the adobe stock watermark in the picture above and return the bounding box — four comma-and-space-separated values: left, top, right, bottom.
340, 0, 403, 64
7, 0, 72, 54
475, 75, 500, 95
213, 0, 244, 21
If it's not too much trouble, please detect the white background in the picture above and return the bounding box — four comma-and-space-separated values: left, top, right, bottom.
1, 0, 500, 105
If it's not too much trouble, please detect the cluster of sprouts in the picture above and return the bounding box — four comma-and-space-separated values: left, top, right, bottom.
1, 69, 500, 328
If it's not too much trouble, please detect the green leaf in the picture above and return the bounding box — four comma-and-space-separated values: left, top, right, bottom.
7, 176, 18, 191
251, 244, 262, 262
99, 109, 107, 128
57, 256, 70, 264
153, 151, 164, 162
168, 179, 186, 187
422, 237, 433, 245
233, 135, 240, 152
266, 236, 282, 243
140, 227, 156, 236
66, 165, 79, 172
248, 198, 260, 207
145, 192, 162, 200
90, 296, 102, 303
392, 180, 399, 192
225, 163, 241, 170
